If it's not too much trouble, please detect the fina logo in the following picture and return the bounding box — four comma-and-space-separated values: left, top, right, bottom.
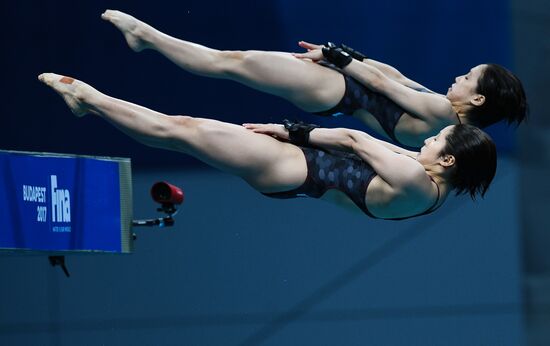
51, 175, 71, 223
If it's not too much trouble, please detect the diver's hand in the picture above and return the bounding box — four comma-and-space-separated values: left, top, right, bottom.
298, 40, 324, 51
242, 123, 289, 140
292, 48, 324, 61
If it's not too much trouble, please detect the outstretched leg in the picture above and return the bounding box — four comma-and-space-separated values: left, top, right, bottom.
38, 73, 307, 193
101, 10, 345, 113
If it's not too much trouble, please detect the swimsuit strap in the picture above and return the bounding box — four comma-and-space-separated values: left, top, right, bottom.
378, 156, 444, 221
456, 113, 462, 124
424, 176, 442, 215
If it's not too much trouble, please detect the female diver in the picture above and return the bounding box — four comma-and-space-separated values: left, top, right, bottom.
100, 10, 527, 148
38, 73, 496, 220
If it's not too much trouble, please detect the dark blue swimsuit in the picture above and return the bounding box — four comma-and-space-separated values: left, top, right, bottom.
263, 147, 441, 221
314, 62, 431, 146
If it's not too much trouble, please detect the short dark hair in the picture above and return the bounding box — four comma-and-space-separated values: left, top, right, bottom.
440, 124, 497, 199
465, 63, 528, 128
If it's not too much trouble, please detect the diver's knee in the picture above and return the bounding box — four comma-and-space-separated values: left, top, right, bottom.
163, 115, 200, 149
218, 50, 246, 61
172, 115, 196, 127
172, 116, 218, 136
168, 115, 198, 137
216, 50, 251, 75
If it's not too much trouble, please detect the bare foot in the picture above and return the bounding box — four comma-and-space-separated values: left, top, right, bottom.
38, 73, 96, 117
101, 9, 152, 52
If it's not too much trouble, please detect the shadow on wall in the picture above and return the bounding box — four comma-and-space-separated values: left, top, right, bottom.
0, 155, 522, 345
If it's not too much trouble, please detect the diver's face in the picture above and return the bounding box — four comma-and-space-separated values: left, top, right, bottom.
446, 64, 486, 101
417, 126, 454, 166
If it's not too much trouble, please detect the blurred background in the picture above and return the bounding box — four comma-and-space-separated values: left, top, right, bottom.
0, 0, 548, 345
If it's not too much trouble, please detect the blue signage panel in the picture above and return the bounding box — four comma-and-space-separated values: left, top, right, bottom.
0, 151, 130, 253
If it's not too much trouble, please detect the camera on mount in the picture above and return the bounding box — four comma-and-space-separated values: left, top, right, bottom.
151, 181, 184, 214
132, 181, 184, 228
